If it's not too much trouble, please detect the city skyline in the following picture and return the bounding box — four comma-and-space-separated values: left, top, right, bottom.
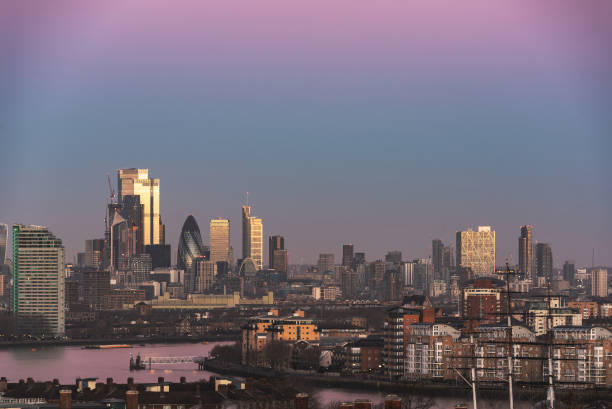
1, 1, 611, 266
2, 199, 608, 270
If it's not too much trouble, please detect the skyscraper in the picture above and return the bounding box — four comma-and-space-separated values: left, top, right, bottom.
85, 238, 105, 268
177, 215, 204, 273
562, 260, 575, 283
268, 235, 284, 269
272, 249, 289, 274
210, 218, 230, 265
535, 243, 553, 278
318, 253, 335, 273
342, 244, 354, 268
0, 223, 7, 263
456, 226, 496, 277
12, 224, 65, 336
242, 205, 263, 270
591, 268, 608, 297
117, 168, 162, 246
518, 225, 534, 279
432, 239, 444, 276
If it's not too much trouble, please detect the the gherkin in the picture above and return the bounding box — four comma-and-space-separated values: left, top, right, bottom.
177, 215, 203, 273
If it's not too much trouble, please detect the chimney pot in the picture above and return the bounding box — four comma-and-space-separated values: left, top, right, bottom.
59, 389, 72, 409
126, 390, 139, 409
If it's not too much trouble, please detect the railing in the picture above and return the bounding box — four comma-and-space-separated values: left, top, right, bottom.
141, 356, 206, 365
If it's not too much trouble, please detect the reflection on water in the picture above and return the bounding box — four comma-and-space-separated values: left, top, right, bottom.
0, 342, 537, 408
0, 342, 229, 384
9, 345, 66, 361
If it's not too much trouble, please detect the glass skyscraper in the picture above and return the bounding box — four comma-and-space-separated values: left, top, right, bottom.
0, 223, 7, 263
12, 224, 65, 336
242, 205, 263, 270
177, 215, 204, 273
209, 218, 230, 265
117, 168, 162, 246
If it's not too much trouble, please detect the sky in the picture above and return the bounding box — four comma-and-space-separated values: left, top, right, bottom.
1, 0, 611, 267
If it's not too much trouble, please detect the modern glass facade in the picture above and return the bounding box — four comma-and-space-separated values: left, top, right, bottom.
209, 218, 230, 265
0, 223, 7, 263
177, 215, 204, 273
117, 168, 161, 246
12, 224, 65, 336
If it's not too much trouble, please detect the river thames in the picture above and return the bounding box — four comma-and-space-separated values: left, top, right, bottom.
0, 342, 536, 409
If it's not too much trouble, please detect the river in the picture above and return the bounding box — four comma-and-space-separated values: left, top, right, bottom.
0, 342, 537, 409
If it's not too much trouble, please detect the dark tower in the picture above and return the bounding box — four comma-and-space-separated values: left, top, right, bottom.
268, 236, 285, 269
342, 244, 354, 268
518, 225, 534, 279
177, 215, 204, 272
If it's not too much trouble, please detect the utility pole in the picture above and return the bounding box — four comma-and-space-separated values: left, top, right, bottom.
505, 263, 514, 409
546, 280, 555, 409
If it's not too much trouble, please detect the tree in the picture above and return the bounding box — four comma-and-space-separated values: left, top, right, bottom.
264, 340, 292, 370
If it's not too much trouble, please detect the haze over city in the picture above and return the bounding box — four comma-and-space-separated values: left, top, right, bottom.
1, 0, 611, 265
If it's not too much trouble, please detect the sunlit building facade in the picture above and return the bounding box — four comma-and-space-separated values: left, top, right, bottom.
456, 226, 496, 277
117, 168, 161, 246
242, 205, 263, 270
12, 224, 65, 336
209, 218, 230, 265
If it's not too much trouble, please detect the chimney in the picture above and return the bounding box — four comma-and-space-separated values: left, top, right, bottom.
126, 390, 139, 409
354, 400, 372, 409
27, 377, 34, 385
180, 377, 186, 384
157, 377, 164, 384
107, 378, 113, 385
127, 377, 134, 388
295, 393, 309, 409
59, 389, 72, 409
384, 395, 402, 409
53, 379, 60, 386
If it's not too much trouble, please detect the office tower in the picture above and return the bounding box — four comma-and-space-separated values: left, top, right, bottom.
318, 253, 335, 273
241, 205, 263, 270
0, 223, 7, 263
272, 249, 289, 274
177, 215, 204, 273
562, 260, 576, 283
591, 268, 608, 297
195, 258, 217, 292
210, 218, 230, 265
432, 239, 443, 276
342, 244, 354, 268
144, 244, 171, 268
354, 252, 366, 267
456, 226, 496, 277
413, 258, 433, 294
385, 251, 402, 265
77, 253, 86, 268
442, 246, 454, 268
12, 224, 65, 336
117, 168, 161, 246
130, 253, 152, 285
268, 235, 285, 269
401, 261, 415, 287
341, 269, 359, 299
85, 239, 104, 268
518, 225, 534, 279
535, 243, 553, 278
82, 269, 110, 310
